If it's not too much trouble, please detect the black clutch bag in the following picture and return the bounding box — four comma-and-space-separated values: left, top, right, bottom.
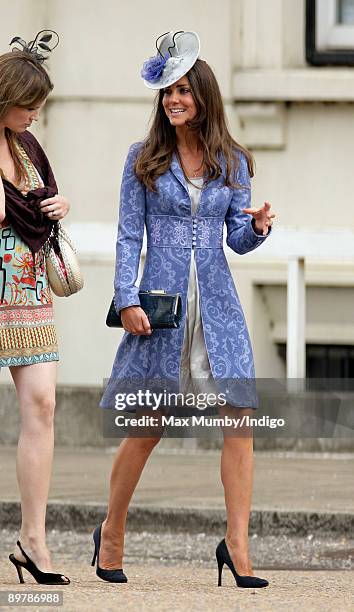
106, 290, 182, 329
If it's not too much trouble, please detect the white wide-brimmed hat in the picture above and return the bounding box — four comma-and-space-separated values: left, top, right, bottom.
141, 31, 200, 90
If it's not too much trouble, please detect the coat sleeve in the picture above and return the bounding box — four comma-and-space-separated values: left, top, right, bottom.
225, 151, 271, 255
114, 142, 146, 313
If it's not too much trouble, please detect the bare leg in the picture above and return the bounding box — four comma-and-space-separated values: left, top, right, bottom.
99, 414, 164, 569
10, 362, 58, 573
220, 406, 254, 576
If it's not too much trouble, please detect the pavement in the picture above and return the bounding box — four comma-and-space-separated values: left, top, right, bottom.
0, 560, 353, 612
1, 446, 354, 511
0, 446, 353, 611
0, 528, 354, 612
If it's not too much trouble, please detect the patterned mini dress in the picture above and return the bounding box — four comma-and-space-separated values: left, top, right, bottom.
0, 142, 58, 367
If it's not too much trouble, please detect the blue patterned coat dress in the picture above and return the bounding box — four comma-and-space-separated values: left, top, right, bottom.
101, 143, 271, 409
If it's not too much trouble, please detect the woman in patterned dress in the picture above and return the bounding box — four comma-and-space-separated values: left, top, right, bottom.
0, 45, 70, 583
94, 32, 274, 588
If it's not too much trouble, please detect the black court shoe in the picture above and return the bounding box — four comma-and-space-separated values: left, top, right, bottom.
9, 541, 70, 585
216, 538, 269, 588
91, 523, 128, 583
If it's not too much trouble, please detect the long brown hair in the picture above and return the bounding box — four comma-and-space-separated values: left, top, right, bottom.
135, 59, 254, 191
0, 51, 53, 185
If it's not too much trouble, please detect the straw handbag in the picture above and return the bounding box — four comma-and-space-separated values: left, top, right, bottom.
44, 223, 84, 297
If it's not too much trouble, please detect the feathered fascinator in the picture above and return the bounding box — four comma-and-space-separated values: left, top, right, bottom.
141, 30, 200, 90
9, 30, 59, 63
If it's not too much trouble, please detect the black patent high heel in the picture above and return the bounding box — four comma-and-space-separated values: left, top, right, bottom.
91, 523, 127, 583
216, 539, 268, 588
9, 541, 70, 585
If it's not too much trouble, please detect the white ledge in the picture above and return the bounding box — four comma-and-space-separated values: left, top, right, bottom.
242, 227, 354, 261
233, 69, 354, 102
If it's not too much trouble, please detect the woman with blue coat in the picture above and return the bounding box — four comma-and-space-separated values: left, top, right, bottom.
95, 31, 274, 588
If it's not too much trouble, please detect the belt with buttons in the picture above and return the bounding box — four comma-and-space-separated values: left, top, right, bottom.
146, 214, 224, 249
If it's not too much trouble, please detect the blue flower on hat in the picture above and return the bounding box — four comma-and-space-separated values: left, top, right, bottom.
141, 53, 169, 83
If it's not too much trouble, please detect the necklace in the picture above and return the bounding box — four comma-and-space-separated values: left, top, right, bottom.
176, 148, 204, 186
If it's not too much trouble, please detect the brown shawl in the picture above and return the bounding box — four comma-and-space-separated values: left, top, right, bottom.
2, 130, 57, 253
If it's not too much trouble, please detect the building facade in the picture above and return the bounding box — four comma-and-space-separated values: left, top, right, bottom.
1, 0, 354, 386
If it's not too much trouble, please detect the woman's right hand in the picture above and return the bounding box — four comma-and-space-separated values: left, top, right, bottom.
120, 306, 152, 335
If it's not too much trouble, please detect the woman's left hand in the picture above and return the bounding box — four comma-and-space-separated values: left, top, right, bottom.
39, 194, 70, 221
243, 201, 275, 236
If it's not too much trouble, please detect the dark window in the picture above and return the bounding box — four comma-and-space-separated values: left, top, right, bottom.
306, 0, 354, 65
306, 344, 354, 377
338, 0, 354, 24
277, 343, 354, 377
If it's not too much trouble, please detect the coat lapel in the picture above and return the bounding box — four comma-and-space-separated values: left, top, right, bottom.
170, 152, 188, 193
198, 154, 228, 212
202, 152, 228, 191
